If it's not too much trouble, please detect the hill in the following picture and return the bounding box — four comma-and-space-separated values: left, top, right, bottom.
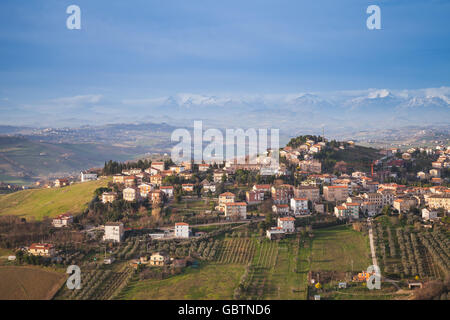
0, 178, 110, 220
0, 136, 142, 184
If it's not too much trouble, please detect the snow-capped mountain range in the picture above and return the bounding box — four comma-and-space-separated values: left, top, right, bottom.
1, 87, 449, 135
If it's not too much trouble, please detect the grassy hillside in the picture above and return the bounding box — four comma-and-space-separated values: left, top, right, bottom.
0, 178, 110, 220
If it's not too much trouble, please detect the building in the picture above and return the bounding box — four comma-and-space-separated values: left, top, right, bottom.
198, 164, 210, 172
28, 243, 55, 257
266, 227, 285, 240
150, 252, 169, 266
122, 168, 142, 175
253, 184, 271, 193
152, 161, 165, 171
271, 185, 294, 204
277, 217, 295, 233
112, 174, 125, 184
160, 186, 174, 198
80, 171, 97, 182
103, 222, 124, 243
425, 194, 450, 211
138, 183, 153, 197
52, 213, 73, 228
363, 193, 383, 209
246, 190, 264, 205
175, 222, 190, 238
145, 167, 161, 175
224, 202, 247, 220
149, 190, 163, 204
54, 178, 69, 188
323, 185, 347, 202
213, 171, 227, 183
294, 186, 320, 202
123, 176, 137, 187
123, 187, 139, 202
182, 184, 194, 192
218, 192, 236, 211
298, 159, 322, 173
343, 202, 360, 219
272, 204, 290, 215
150, 174, 163, 186
102, 192, 117, 204
290, 198, 309, 215
422, 208, 438, 221
393, 198, 416, 213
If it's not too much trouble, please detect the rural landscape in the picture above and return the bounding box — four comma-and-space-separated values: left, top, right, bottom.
0, 0, 449, 308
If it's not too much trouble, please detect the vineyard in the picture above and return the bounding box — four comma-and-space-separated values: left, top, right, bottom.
216, 237, 256, 264
372, 223, 449, 280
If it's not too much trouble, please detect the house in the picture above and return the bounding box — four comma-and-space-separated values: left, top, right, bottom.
266, 227, 285, 240
363, 193, 383, 209
422, 208, 438, 221
198, 164, 210, 172
123, 175, 137, 187
218, 192, 236, 211
149, 190, 163, 204
145, 167, 161, 176
138, 183, 153, 197
113, 174, 126, 184
246, 190, 264, 205
393, 198, 417, 212
80, 171, 97, 182
272, 204, 290, 215
182, 184, 194, 192
28, 243, 55, 257
102, 192, 117, 204
152, 161, 165, 171
169, 165, 185, 174
202, 182, 216, 193
425, 194, 450, 211
334, 205, 347, 219
298, 159, 322, 173
122, 168, 142, 175
150, 174, 163, 186
54, 178, 69, 188
294, 186, 320, 202
290, 198, 309, 215
175, 222, 190, 238
103, 222, 124, 243
277, 217, 295, 233
160, 186, 174, 198
323, 185, 347, 202
343, 202, 360, 219
253, 184, 271, 193
224, 202, 247, 220
213, 171, 227, 183
271, 185, 294, 204
123, 187, 140, 202
179, 170, 193, 180
361, 201, 379, 216
52, 213, 73, 228
150, 252, 169, 266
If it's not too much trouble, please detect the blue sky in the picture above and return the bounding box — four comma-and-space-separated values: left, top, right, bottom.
0, 0, 449, 110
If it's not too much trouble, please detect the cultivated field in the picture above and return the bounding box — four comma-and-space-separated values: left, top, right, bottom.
0, 178, 110, 220
118, 263, 245, 300
0, 266, 66, 300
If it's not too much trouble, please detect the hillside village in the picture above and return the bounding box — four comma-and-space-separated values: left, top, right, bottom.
0, 135, 449, 300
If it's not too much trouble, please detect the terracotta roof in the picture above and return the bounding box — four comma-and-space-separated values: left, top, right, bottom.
279, 217, 295, 221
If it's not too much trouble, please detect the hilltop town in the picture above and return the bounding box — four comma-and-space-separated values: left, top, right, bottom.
0, 135, 449, 300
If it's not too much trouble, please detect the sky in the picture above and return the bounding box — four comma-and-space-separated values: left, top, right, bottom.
0, 0, 449, 125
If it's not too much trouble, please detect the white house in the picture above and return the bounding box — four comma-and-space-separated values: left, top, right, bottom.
103, 222, 124, 243
290, 198, 309, 215
175, 222, 190, 238
80, 171, 98, 182
422, 208, 438, 221
52, 213, 73, 228
277, 217, 295, 233
160, 186, 174, 198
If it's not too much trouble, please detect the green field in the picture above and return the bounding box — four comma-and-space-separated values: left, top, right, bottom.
0, 178, 110, 220
118, 263, 245, 300
117, 225, 373, 300
310, 225, 371, 272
